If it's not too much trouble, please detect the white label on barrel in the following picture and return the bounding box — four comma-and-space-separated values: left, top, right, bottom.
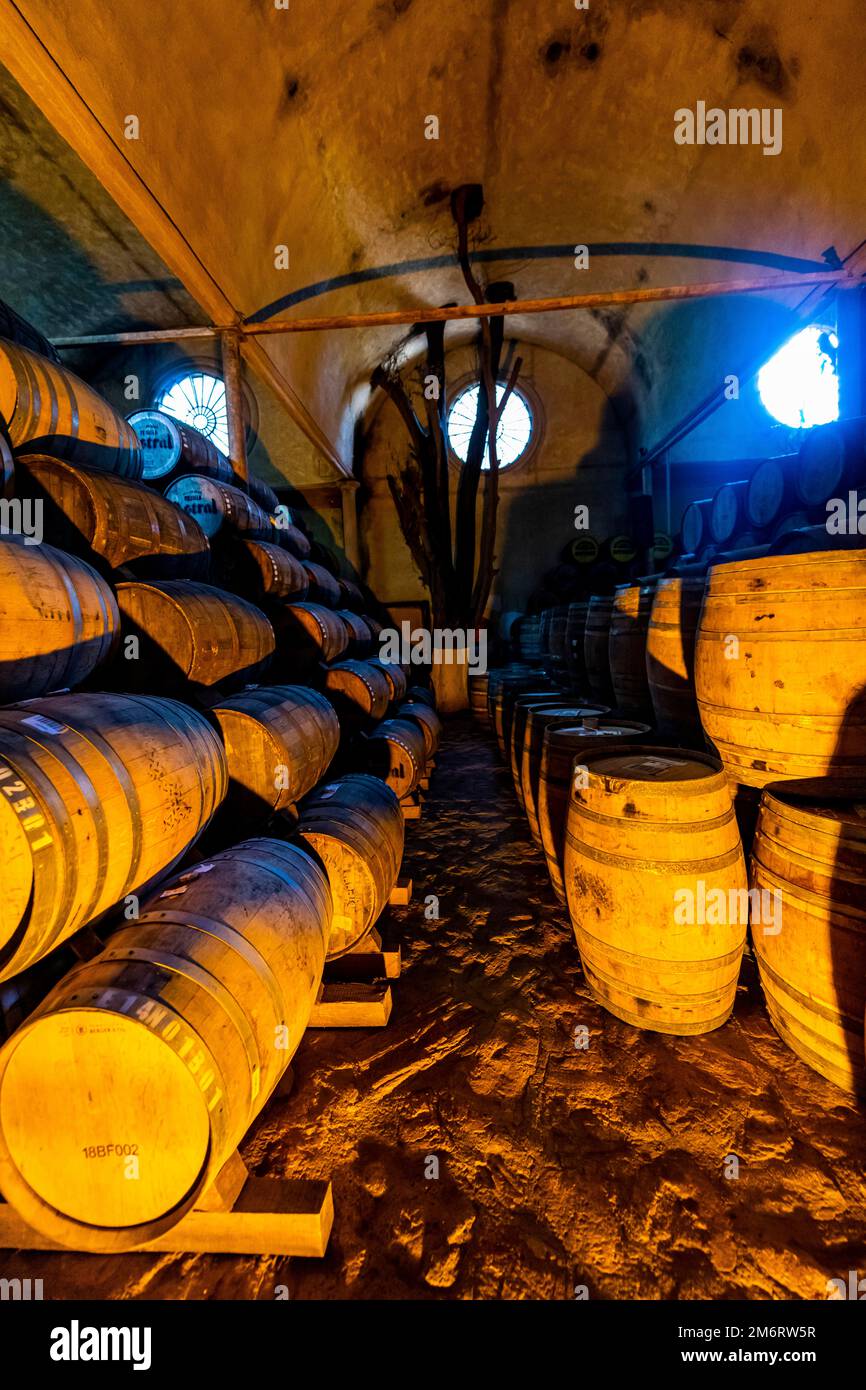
618, 755, 679, 776
128, 410, 180, 478
165, 476, 221, 536
21, 715, 67, 734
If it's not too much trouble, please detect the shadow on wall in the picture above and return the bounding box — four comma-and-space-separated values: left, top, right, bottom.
0, 181, 194, 345
497, 394, 632, 616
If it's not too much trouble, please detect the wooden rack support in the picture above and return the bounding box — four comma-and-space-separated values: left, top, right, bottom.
0, 1151, 334, 1257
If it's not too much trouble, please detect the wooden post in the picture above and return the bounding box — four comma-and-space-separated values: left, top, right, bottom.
221, 329, 248, 488
339, 478, 361, 569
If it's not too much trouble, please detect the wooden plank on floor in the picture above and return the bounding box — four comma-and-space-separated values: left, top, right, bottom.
0, 1179, 334, 1258
309, 982, 392, 1028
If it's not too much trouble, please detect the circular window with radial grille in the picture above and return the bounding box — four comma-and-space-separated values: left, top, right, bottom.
158, 372, 230, 455
447, 381, 534, 470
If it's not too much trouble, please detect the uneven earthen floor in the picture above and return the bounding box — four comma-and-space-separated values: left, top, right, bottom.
6, 717, 866, 1300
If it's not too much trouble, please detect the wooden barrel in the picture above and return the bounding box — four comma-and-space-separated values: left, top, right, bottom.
127, 409, 233, 487
338, 579, 365, 612
0, 339, 141, 478
322, 659, 392, 723
746, 457, 795, 532
547, 605, 570, 676
695, 550, 866, 790
15, 453, 211, 580
469, 672, 491, 727
499, 682, 559, 766
270, 601, 348, 672
564, 601, 590, 688
296, 774, 403, 957
796, 418, 866, 509
538, 610, 554, 661
406, 684, 436, 708
397, 699, 442, 761
114, 579, 275, 691
751, 791, 866, 1093
770, 509, 812, 543
564, 747, 747, 1033
509, 694, 581, 808
645, 573, 706, 741
362, 717, 426, 799
538, 720, 652, 901
584, 595, 616, 704
302, 562, 341, 608
710, 480, 750, 546
0, 427, 13, 498
336, 610, 373, 658
364, 615, 384, 643
521, 704, 611, 844
0, 536, 119, 702
270, 517, 311, 559
488, 671, 544, 755
517, 614, 543, 664
0, 838, 329, 1250
244, 474, 280, 515
165, 475, 275, 543
210, 686, 339, 817
0, 691, 227, 982
681, 499, 714, 554
608, 578, 659, 717
368, 658, 407, 703
224, 538, 309, 602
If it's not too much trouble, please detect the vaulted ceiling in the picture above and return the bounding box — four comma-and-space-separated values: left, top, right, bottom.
1, 0, 864, 475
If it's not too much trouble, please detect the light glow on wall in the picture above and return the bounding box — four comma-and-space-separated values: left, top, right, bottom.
756, 324, 839, 429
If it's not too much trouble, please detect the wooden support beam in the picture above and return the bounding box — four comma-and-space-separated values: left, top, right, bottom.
221, 330, 249, 487
51, 271, 855, 351
339, 478, 361, 568
242, 337, 350, 478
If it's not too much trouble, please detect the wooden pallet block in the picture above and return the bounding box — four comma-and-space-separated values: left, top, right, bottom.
308, 981, 392, 1028
325, 926, 401, 981
388, 876, 413, 907
400, 791, 422, 820
0, 1151, 334, 1257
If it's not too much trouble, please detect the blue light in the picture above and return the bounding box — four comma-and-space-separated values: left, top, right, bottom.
757, 324, 839, 429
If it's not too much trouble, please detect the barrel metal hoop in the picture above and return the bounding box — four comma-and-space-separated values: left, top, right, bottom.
98, 945, 263, 1109
138, 906, 292, 1033
575, 922, 745, 974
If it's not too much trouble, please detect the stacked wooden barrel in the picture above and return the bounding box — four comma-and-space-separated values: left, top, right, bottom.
15, 454, 211, 581
296, 775, 403, 957
210, 685, 339, 817
0, 339, 141, 477
0, 537, 119, 702
0, 327, 432, 1251
0, 839, 332, 1250
113, 579, 275, 692
0, 691, 228, 981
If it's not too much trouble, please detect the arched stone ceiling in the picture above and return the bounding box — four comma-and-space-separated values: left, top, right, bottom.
1, 0, 864, 471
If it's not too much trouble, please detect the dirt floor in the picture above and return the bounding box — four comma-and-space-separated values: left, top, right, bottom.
4, 715, 866, 1300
